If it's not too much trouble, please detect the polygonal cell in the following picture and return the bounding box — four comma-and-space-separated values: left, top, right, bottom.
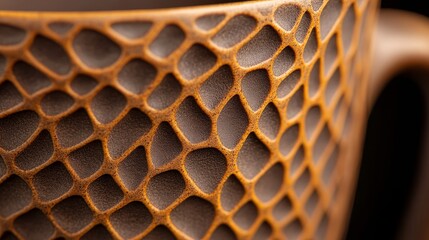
358, 0, 367, 6
358, 3, 370, 49
118, 146, 147, 191
308, 60, 321, 98
323, 146, 339, 185
273, 196, 292, 221
324, 34, 338, 75
0, 110, 39, 151
342, 7, 357, 53
259, 103, 280, 140
81, 225, 113, 240
170, 196, 215, 239
30, 35, 71, 75
325, 69, 341, 106
33, 161, 73, 201
56, 108, 93, 148
51, 196, 93, 233
294, 168, 311, 197
290, 146, 305, 175
0, 232, 18, 240
210, 224, 237, 240
13, 209, 54, 240
111, 21, 152, 39
15, 130, 54, 170
331, 187, 340, 209
283, 218, 303, 240
313, 125, 332, 164
241, 69, 270, 111
0, 175, 32, 217
305, 190, 320, 217
48, 22, 73, 36
0, 24, 26, 45
110, 202, 152, 239
149, 24, 185, 58
199, 65, 233, 110
91, 86, 126, 124
238, 133, 270, 180
217, 95, 249, 149
333, 95, 345, 123
316, 214, 329, 239
320, 0, 342, 39
148, 74, 182, 110
305, 105, 322, 140
348, 57, 357, 89
68, 140, 104, 179
274, 4, 301, 31
0, 155, 5, 177
237, 25, 281, 67
348, 59, 357, 90
0, 55, 6, 75
73, 29, 121, 68
296, 12, 312, 43
176, 97, 212, 143
253, 222, 272, 240
277, 69, 301, 99
342, 109, 353, 138
287, 86, 304, 119
13, 61, 51, 95
41, 91, 74, 116
304, 28, 318, 62
150, 122, 182, 167
221, 175, 245, 211
185, 148, 227, 193
279, 124, 300, 156
233, 201, 258, 230
146, 170, 185, 210
255, 163, 284, 203
311, 0, 323, 11
118, 58, 157, 94
88, 175, 124, 211
211, 15, 256, 48
178, 44, 217, 80
196, 14, 225, 31
142, 225, 175, 240
108, 108, 152, 159
71, 74, 98, 96
0, 81, 23, 112
273, 47, 295, 77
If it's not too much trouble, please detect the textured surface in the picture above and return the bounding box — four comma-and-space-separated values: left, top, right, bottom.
0, 0, 376, 239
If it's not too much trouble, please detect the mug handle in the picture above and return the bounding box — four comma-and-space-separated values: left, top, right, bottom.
370, 10, 429, 104
369, 9, 429, 240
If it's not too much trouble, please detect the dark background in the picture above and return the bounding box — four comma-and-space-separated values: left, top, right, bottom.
346, 1, 429, 239
381, 0, 429, 17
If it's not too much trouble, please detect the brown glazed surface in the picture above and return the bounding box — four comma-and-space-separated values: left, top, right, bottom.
0, 0, 377, 239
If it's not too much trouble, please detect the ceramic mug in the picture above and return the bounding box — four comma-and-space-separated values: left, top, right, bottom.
0, 0, 428, 239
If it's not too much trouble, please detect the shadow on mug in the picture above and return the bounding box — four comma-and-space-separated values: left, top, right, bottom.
346, 2, 429, 239
347, 68, 428, 239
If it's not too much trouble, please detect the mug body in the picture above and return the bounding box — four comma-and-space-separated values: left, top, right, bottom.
0, 0, 377, 239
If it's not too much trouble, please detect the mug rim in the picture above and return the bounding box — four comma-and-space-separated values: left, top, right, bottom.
0, 0, 290, 18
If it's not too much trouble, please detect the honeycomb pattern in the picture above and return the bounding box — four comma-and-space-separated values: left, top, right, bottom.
0, 0, 377, 239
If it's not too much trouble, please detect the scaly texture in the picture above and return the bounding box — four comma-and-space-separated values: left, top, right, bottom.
0, 0, 377, 239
